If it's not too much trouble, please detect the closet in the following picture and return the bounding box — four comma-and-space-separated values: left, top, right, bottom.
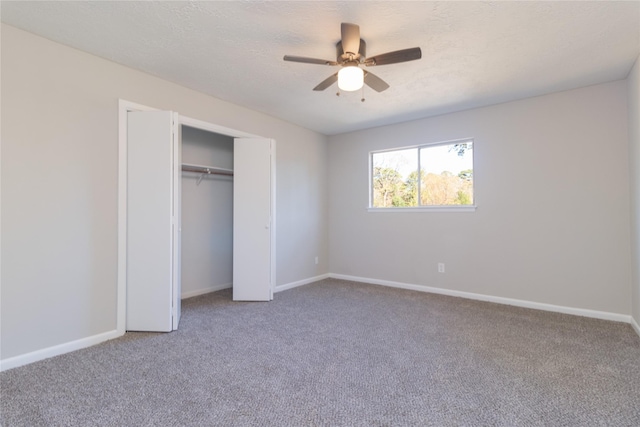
125, 110, 274, 333
180, 126, 234, 299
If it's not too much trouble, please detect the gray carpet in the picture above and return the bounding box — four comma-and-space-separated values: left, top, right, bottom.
1, 279, 639, 426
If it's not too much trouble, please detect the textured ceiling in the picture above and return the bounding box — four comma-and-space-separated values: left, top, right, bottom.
2, 1, 639, 135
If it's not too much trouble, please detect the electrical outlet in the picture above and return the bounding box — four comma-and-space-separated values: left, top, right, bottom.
315, 256, 319, 265
438, 263, 445, 273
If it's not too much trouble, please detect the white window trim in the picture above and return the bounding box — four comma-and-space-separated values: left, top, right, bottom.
369, 137, 475, 211
367, 205, 476, 213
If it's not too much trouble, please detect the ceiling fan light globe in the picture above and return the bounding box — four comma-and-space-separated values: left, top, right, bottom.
338, 66, 364, 91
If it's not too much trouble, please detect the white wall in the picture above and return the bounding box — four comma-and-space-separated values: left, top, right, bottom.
629, 55, 640, 327
0, 24, 329, 361
181, 127, 234, 298
329, 81, 631, 316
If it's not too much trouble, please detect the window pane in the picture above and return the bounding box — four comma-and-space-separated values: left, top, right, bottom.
419, 142, 473, 206
372, 148, 419, 207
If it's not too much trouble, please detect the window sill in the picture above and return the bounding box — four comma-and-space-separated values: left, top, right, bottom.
367, 206, 477, 213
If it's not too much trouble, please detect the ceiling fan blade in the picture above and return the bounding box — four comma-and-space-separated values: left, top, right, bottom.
364, 47, 422, 66
363, 71, 390, 92
313, 73, 338, 91
284, 55, 338, 66
341, 22, 360, 56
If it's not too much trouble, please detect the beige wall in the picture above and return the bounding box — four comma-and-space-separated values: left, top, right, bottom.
629, 55, 640, 326
329, 81, 631, 316
0, 24, 329, 360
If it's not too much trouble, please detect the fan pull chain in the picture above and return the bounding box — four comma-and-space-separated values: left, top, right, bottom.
361, 85, 365, 102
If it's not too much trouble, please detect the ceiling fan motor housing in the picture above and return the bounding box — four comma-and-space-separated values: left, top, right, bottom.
337, 39, 366, 63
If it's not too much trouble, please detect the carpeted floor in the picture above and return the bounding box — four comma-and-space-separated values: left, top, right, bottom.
1, 279, 639, 426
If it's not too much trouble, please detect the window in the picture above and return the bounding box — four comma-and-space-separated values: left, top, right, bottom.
370, 139, 474, 210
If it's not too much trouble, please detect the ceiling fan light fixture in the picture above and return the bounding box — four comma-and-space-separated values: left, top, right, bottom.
338, 66, 364, 91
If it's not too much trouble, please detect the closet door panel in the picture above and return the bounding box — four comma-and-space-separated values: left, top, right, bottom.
233, 138, 273, 301
127, 110, 175, 332
172, 121, 181, 330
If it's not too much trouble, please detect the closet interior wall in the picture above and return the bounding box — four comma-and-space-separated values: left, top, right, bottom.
181, 126, 234, 298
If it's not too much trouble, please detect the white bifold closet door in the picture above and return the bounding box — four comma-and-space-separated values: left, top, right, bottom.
233, 138, 274, 301
126, 112, 273, 331
127, 110, 181, 332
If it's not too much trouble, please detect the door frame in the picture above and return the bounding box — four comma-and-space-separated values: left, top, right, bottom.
117, 99, 276, 335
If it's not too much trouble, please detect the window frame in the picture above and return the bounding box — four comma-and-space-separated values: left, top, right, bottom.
368, 138, 476, 212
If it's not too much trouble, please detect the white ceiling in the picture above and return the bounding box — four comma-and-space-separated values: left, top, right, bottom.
2, 1, 639, 135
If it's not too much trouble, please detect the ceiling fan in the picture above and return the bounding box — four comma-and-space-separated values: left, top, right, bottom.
284, 22, 422, 94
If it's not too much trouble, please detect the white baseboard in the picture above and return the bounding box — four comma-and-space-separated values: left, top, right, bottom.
181, 282, 232, 300
0, 329, 122, 372
330, 273, 632, 324
274, 273, 330, 293
631, 316, 640, 339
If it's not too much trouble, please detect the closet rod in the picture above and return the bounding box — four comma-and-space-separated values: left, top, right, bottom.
181, 164, 233, 177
